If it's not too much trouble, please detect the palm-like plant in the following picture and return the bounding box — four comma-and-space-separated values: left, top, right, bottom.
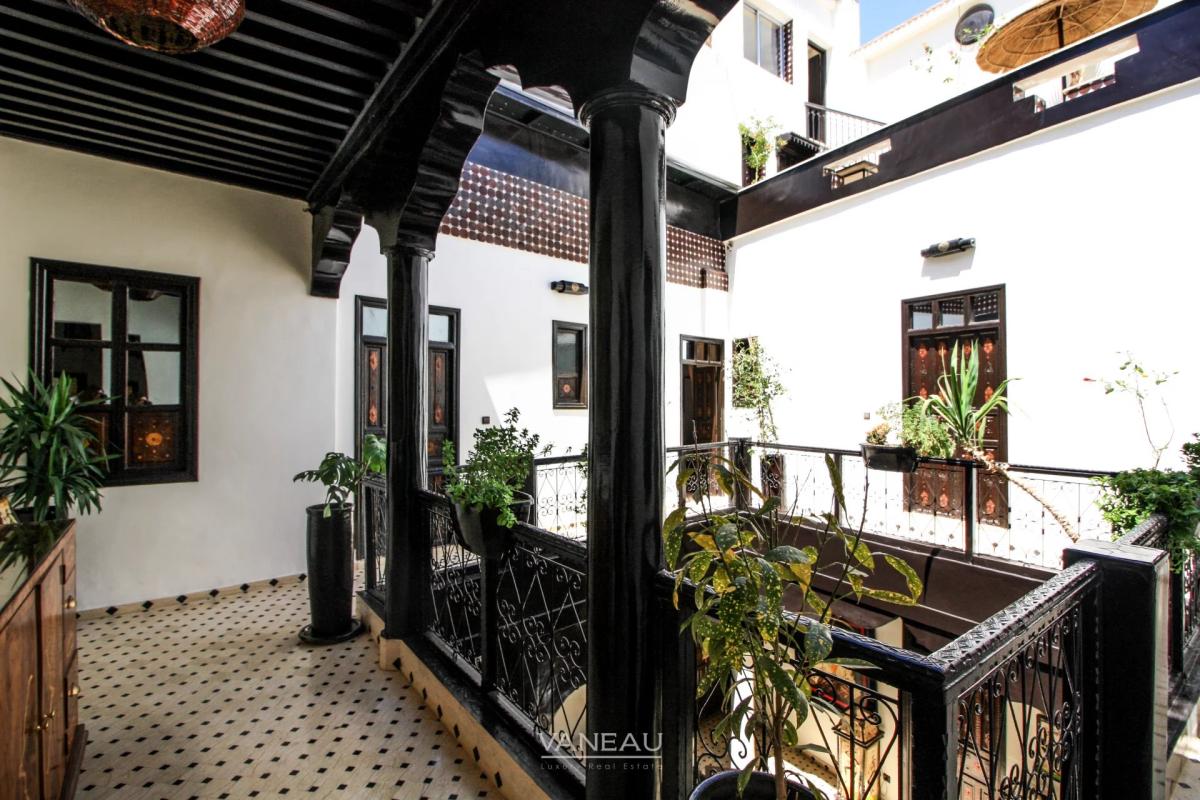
293, 433, 387, 518
924, 342, 1078, 542
0, 372, 110, 522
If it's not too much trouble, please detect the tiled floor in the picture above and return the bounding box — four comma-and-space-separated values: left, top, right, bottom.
76, 579, 497, 799
1175, 734, 1200, 799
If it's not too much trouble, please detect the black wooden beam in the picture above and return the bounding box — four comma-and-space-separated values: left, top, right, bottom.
310, 205, 365, 297
306, 0, 483, 207
0, 123, 309, 197
0, 54, 342, 150
7, 3, 366, 114
0, 66, 327, 161
0, 87, 322, 179
0, 24, 354, 135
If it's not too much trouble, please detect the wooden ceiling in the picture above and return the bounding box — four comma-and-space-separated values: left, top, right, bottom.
0, 0, 433, 198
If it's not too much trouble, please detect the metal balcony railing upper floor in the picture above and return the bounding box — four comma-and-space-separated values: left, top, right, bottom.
803, 102, 887, 154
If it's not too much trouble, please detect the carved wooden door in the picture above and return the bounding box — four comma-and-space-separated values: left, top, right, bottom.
681, 338, 725, 501
903, 289, 1008, 528
355, 300, 459, 495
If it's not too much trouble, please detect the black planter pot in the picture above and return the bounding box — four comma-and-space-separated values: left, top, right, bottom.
451, 491, 533, 559
300, 503, 365, 645
690, 771, 819, 800
860, 443, 920, 473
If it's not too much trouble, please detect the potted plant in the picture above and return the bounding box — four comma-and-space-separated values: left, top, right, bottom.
0, 372, 110, 522
443, 408, 548, 558
924, 340, 1078, 541
665, 452, 922, 799
861, 400, 954, 473
293, 433, 385, 644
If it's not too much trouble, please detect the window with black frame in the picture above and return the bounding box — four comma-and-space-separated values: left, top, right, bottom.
743, 4, 787, 78
30, 259, 199, 485
552, 321, 587, 409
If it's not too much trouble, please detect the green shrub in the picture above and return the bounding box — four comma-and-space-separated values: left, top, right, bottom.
1183, 433, 1200, 474
444, 409, 548, 529
1098, 466, 1200, 567
875, 401, 954, 458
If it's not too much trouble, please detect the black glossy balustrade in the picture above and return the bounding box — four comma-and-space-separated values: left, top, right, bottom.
361, 468, 1193, 799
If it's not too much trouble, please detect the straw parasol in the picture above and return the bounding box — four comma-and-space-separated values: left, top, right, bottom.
976, 0, 1156, 73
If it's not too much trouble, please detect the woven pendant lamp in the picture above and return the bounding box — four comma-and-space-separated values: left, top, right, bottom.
68, 0, 244, 54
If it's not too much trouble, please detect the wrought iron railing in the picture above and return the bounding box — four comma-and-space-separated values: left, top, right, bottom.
531, 441, 1117, 570
424, 491, 483, 671
361, 473, 388, 612
658, 551, 1106, 800
734, 440, 1114, 570
531, 454, 587, 539
417, 489, 589, 776
804, 102, 886, 152
495, 524, 588, 762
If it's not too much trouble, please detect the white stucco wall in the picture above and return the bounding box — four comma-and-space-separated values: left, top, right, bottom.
0, 138, 332, 610
671, 0, 864, 184
850, 0, 1182, 124
727, 79, 1200, 473
336, 227, 732, 461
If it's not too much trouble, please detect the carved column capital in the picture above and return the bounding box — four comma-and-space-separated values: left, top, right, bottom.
579, 85, 677, 127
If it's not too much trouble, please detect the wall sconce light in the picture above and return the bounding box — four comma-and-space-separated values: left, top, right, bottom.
551, 280, 589, 295
921, 238, 975, 258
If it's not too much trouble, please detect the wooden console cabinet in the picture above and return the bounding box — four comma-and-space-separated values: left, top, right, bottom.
0, 521, 84, 800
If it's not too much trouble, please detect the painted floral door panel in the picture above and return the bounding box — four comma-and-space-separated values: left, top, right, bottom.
902, 288, 1008, 528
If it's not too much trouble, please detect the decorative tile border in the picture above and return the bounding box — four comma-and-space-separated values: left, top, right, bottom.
77, 573, 307, 621
440, 161, 729, 290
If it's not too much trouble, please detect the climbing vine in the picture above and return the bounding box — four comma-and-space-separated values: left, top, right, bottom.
732, 338, 786, 442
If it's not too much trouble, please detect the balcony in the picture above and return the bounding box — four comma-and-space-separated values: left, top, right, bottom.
358, 439, 1199, 799
777, 105, 888, 171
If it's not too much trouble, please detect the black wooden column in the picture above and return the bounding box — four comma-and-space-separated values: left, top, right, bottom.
580, 86, 676, 799
384, 242, 431, 638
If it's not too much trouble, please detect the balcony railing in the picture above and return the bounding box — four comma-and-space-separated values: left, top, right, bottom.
363, 449, 1192, 798
804, 103, 886, 153
419, 489, 589, 779
658, 551, 1106, 799
527, 440, 1115, 570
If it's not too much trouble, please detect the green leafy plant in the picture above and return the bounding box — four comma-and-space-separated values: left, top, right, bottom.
1097, 465, 1200, 567
444, 408, 549, 529
1184, 434, 1200, 474
923, 341, 1079, 541
293, 433, 386, 517
874, 401, 954, 457
738, 117, 779, 184
733, 338, 786, 441
0, 372, 111, 522
664, 452, 921, 798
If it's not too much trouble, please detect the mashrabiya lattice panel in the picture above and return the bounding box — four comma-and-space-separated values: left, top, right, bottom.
439, 162, 728, 290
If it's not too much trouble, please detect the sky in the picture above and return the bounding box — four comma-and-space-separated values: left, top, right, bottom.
860, 0, 938, 43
